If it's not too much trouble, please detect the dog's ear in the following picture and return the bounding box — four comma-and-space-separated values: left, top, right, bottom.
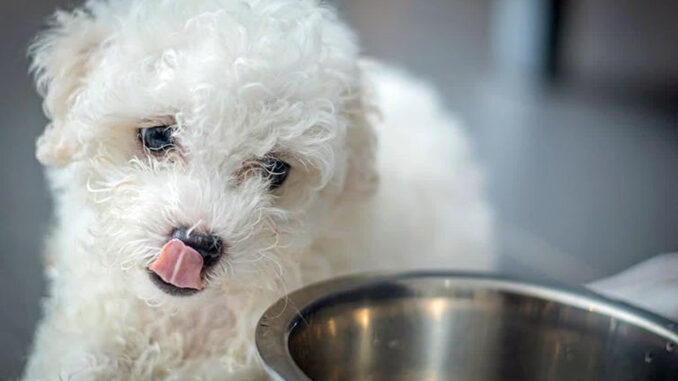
341, 73, 380, 200
29, 8, 109, 166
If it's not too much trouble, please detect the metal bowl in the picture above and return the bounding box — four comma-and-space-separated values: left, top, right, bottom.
256, 272, 678, 381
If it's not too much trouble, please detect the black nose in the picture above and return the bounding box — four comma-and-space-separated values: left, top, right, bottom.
171, 227, 224, 267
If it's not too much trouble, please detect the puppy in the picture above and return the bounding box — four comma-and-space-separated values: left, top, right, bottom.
24, 0, 495, 379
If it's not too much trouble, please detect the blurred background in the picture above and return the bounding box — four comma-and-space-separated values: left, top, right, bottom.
1, 0, 677, 378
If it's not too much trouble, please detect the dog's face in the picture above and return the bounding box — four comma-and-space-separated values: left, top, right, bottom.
31, 0, 377, 303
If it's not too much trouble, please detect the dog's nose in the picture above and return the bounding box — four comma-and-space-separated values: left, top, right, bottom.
171, 228, 224, 267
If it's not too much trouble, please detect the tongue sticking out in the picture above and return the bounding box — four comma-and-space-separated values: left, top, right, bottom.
149, 239, 204, 290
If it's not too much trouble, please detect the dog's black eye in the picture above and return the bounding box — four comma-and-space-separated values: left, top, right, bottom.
262, 157, 290, 190
139, 126, 174, 152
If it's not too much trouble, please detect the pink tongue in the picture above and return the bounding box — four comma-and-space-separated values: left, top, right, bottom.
149, 239, 204, 290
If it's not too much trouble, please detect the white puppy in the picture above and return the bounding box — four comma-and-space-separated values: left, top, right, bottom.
24, 0, 495, 379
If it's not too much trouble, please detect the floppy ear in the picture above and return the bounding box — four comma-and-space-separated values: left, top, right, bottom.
341, 72, 380, 200
29, 8, 109, 166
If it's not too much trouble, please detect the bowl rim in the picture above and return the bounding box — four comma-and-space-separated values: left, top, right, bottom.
255, 271, 678, 381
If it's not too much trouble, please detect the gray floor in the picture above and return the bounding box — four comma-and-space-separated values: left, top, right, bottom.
2, 0, 677, 379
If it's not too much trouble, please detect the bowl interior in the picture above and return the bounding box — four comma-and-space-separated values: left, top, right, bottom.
287, 277, 678, 381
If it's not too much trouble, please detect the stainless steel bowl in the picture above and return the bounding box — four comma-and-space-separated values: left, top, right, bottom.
256, 272, 678, 381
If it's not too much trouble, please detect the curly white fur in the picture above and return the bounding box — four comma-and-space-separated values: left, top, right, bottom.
24, 0, 495, 379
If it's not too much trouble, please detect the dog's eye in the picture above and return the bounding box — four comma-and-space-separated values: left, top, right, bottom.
262, 157, 290, 190
139, 126, 174, 152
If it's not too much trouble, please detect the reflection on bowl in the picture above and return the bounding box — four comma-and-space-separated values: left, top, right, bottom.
256, 272, 678, 381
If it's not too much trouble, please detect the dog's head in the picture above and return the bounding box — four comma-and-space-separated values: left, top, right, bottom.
30, 0, 377, 303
